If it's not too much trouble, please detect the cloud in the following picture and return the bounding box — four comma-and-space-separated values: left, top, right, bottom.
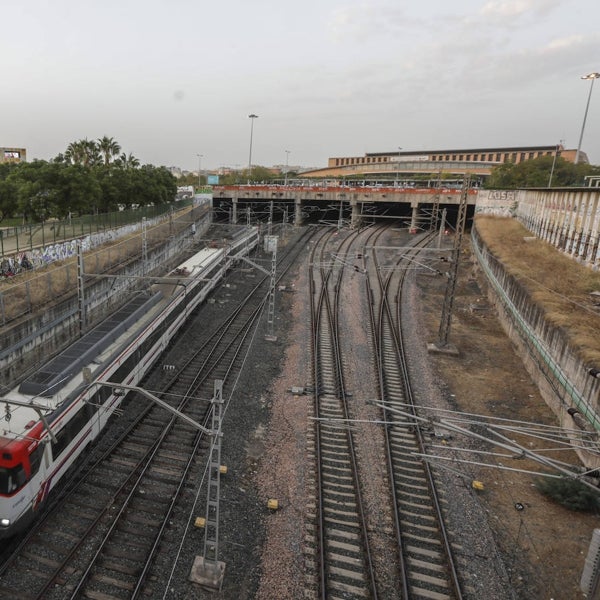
329, 3, 413, 42
480, 0, 561, 21
545, 34, 586, 51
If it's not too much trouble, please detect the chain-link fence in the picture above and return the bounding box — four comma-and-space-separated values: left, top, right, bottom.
0, 201, 191, 259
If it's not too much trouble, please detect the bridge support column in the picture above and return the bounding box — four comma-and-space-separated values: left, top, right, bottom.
231, 198, 238, 224
294, 198, 303, 226
350, 200, 361, 229
409, 203, 419, 233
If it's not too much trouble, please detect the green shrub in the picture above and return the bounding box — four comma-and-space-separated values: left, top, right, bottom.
536, 476, 600, 512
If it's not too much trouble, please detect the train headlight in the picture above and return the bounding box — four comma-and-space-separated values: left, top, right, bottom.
0, 518, 10, 527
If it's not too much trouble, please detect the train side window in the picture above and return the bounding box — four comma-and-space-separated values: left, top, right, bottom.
85, 401, 96, 420
0, 467, 10, 494
51, 405, 90, 459
29, 445, 45, 478
14, 464, 26, 487
0, 464, 27, 494
100, 386, 111, 406
92, 386, 110, 407
51, 428, 69, 458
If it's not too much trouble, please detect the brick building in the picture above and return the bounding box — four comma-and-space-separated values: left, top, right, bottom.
0, 147, 26, 164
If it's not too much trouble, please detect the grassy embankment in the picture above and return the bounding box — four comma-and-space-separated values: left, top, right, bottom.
474, 215, 600, 366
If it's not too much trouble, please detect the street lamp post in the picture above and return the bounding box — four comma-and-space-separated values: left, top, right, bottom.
575, 72, 600, 164
284, 150, 290, 186
396, 147, 402, 185
248, 114, 258, 180
196, 154, 203, 189
548, 143, 561, 187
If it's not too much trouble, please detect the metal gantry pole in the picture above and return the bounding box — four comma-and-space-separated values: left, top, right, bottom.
265, 237, 278, 341
436, 174, 470, 348
431, 170, 442, 231
141, 217, 148, 276
189, 380, 226, 590
77, 240, 86, 336
437, 208, 447, 249
203, 379, 224, 565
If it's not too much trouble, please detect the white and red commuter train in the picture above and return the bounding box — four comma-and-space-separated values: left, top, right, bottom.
0, 229, 257, 538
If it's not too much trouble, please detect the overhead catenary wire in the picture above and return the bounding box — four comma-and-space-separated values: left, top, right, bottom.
427, 442, 582, 471
415, 452, 563, 479
369, 400, 600, 492
377, 399, 600, 448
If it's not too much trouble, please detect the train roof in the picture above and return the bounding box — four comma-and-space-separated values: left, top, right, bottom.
1, 246, 226, 443
18, 292, 162, 399
1, 292, 164, 441
173, 247, 223, 276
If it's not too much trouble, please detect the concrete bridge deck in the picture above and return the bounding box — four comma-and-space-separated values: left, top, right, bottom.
212, 184, 478, 205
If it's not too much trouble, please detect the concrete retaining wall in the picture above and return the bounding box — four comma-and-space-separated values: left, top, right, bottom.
472, 226, 600, 469
516, 188, 600, 270
0, 208, 212, 391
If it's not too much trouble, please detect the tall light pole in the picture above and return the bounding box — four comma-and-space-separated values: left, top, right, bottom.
396, 147, 402, 185
575, 72, 600, 164
548, 141, 563, 187
196, 154, 203, 189
284, 150, 290, 186
248, 114, 258, 179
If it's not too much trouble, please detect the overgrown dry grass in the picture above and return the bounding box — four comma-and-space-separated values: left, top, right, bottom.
475, 214, 600, 365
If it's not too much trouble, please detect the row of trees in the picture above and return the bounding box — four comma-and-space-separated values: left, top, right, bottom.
59, 136, 141, 169
0, 137, 177, 224
2, 138, 599, 224
176, 165, 291, 188
484, 154, 600, 189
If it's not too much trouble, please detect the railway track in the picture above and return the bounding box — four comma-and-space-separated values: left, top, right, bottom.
303, 223, 464, 599
366, 228, 463, 599
0, 225, 315, 600
305, 225, 384, 599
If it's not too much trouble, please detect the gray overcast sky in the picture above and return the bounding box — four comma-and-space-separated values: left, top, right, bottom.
2, 0, 599, 171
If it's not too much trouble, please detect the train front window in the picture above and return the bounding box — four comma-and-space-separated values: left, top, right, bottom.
0, 464, 26, 494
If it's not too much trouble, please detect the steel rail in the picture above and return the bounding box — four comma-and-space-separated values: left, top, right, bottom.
368, 228, 463, 599
308, 226, 379, 599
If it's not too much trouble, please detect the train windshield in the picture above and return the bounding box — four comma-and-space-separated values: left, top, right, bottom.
0, 464, 26, 495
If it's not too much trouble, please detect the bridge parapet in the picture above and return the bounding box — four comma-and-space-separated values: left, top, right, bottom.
212, 184, 477, 205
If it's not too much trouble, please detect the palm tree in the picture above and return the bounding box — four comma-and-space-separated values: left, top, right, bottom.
117, 152, 140, 170
98, 136, 121, 167
65, 140, 85, 165
64, 139, 100, 167
81, 138, 100, 167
